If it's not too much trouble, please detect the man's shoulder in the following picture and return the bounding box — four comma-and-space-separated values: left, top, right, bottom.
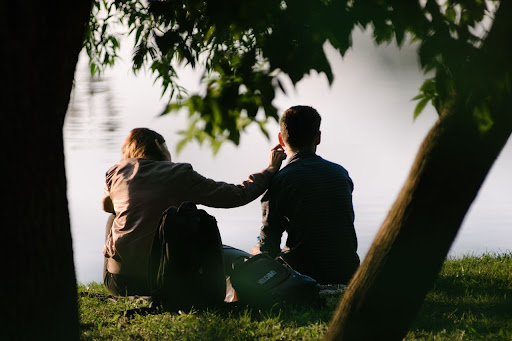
280, 154, 350, 177
321, 157, 350, 176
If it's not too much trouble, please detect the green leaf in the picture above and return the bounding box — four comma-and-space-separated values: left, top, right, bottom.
373, 23, 394, 45
473, 102, 494, 133
413, 97, 429, 120
276, 78, 287, 95
445, 7, 456, 24
411, 93, 425, 101
155, 30, 179, 55
90, 62, 97, 76
258, 120, 270, 139
395, 27, 405, 48
135, 26, 144, 45
176, 137, 189, 154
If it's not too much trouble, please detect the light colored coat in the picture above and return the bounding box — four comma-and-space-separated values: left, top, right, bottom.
103, 158, 272, 280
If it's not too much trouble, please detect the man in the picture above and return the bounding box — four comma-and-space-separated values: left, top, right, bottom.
257, 105, 360, 285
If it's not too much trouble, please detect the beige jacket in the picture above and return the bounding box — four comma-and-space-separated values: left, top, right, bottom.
103, 158, 273, 279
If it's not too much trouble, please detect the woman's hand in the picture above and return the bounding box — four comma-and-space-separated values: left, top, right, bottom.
267, 144, 287, 174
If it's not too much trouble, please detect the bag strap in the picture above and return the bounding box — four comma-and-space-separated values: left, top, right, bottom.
276, 256, 291, 268
231, 255, 250, 271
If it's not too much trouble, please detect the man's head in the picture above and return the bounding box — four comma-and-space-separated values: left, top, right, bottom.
279, 105, 321, 153
122, 128, 171, 161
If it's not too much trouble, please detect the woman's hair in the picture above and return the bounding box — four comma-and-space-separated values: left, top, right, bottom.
122, 128, 167, 161
280, 106, 321, 150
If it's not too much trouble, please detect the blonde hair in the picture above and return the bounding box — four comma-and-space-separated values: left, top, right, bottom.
122, 128, 166, 161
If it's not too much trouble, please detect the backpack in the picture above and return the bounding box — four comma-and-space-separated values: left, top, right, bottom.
147, 201, 226, 310
229, 253, 319, 307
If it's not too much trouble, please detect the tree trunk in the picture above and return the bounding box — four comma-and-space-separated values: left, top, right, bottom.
324, 105, 511, 341
325, 4, 512, 339
1, 2, 92, 340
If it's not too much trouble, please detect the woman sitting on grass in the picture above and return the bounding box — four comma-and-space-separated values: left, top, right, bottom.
102, 128, 286, 296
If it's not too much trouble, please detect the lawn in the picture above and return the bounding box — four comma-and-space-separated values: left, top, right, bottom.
79, 253, 512, 340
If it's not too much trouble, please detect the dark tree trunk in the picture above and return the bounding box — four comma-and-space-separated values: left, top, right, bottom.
325, 3, 512, 339
1, 1, 92, 340
325, 105, 511, 341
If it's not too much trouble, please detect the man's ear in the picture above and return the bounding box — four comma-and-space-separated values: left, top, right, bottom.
315, 131, 321, 146
278, 132, 285, 147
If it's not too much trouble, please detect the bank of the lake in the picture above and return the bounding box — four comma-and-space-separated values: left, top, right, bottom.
79, 253, 512, 340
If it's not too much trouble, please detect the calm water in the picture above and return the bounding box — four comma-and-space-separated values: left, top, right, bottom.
65, 31, 512, 284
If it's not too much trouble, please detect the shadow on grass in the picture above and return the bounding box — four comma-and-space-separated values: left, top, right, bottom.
115, 294, 341, 327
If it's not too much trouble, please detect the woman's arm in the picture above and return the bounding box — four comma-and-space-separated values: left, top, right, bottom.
183, 144, 286, 208
102, 194, 115, 213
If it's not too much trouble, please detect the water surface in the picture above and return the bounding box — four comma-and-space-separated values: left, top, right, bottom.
65, 31, 512, 284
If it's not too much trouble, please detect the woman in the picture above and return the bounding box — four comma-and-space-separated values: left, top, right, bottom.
102, 128, 286, 296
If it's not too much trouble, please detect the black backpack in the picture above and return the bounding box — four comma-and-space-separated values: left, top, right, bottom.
230, 253, 319, 307
147, 201, 226, 310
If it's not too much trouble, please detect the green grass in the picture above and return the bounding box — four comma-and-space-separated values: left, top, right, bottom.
407, 253, 512, 340
79, 253, 512, 340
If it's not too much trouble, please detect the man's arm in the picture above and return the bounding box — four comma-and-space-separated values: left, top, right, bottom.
258, 189, 287, 258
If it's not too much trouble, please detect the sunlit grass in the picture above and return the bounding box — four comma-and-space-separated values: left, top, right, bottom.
78, 253, 512, 340
407, 253, 512, 340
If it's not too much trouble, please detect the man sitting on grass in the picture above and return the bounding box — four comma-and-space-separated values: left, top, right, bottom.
254, 105, 360, 285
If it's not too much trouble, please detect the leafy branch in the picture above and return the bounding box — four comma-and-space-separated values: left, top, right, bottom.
84, 0, 500, 151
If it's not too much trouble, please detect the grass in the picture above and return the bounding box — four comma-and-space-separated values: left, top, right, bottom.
407, 253, 512, 340
79, 253, 512, 340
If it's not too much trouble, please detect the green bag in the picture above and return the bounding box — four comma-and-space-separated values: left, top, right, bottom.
230, 253, 319, 307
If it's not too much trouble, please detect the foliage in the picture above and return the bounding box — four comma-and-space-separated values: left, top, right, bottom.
85, 0, 501, 151
78, 254, 512, 340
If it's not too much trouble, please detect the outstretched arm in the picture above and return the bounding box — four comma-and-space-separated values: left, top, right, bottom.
183, 144, 286, 208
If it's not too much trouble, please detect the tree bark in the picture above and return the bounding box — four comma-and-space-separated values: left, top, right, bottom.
324, 3, 512, 340
1, 1, 92, 340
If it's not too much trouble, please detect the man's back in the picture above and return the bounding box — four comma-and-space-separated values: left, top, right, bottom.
259, 150, 359, 284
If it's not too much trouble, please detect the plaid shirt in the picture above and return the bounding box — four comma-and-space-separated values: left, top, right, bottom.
259, 150, 360, 284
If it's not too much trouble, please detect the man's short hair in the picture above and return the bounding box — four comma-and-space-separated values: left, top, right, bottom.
280, 106, 321, 150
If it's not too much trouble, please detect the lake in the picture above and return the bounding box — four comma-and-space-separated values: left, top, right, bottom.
65, 30, 512, 284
